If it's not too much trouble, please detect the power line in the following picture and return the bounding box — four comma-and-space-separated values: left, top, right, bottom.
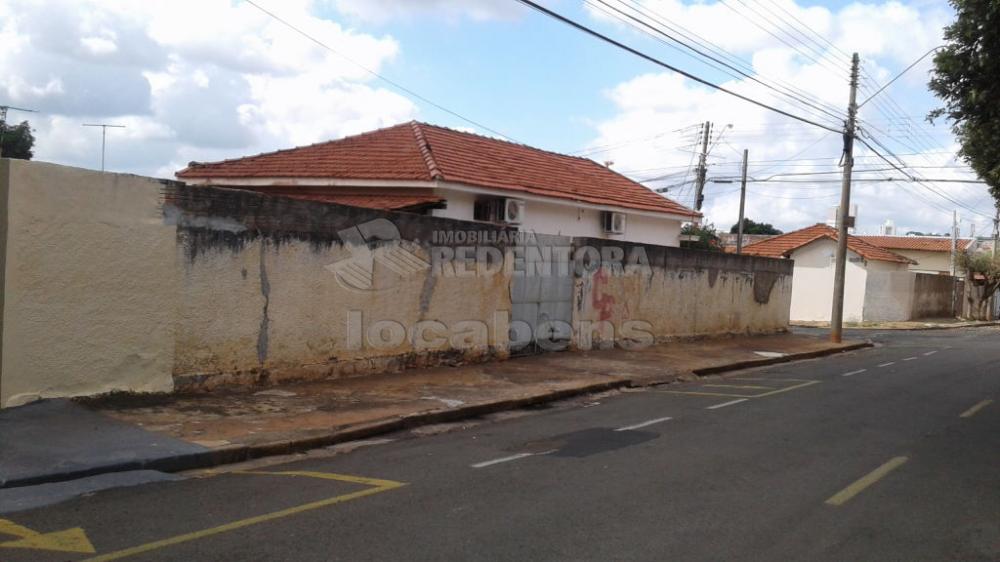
514, 0, 843, 134
244, 0, 514, 141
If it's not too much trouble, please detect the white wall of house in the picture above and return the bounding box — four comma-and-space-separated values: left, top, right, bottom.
431, 187, 682, 247
787, 239, 869, 323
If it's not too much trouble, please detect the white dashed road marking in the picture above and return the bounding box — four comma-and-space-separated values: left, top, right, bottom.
471, 450, 555, 468
842, 369, 867, 377
706, 399, 748, 410
878, 362, 896, 368
902, 357, 918, 361
923, 350, 938, 356
615, 416, 673, 432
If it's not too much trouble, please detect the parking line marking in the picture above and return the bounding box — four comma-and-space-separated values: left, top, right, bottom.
877, 362, 896, 368
825, 456, 909, 507
902, 357, 918, 361
959, 399, 993, 419
85, 471, 405, 561
615, 416, 673, 431
703, 384, 771, 390
842, 369, 867, 377
706, 399, 748, 410
923, 350, 938, 356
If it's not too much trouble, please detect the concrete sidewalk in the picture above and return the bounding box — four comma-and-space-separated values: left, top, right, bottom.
3, 332, 868, 488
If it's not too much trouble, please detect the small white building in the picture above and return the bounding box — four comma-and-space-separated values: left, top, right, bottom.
176, 121, 699, 246
739, 224, 960, 323
859, 235, 976, 276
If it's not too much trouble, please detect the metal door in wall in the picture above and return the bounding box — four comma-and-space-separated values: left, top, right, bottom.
509, 233, 574, 356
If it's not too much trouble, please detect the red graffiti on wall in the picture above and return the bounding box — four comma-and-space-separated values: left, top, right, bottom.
591, 267, 617, 321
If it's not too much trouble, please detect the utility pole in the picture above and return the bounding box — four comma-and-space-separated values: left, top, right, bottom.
993, 204, 999, 259
736, 148, 749, 255
830, 53, 860, 344
693, 121, 712, 212
82, 123, 126, 171
951, 210, 959, 277
0, 105, 38, 158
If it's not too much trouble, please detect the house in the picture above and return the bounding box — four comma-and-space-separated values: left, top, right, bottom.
858, 235, 976, 276
739, 224, 959, 323
176, 121, 700, 246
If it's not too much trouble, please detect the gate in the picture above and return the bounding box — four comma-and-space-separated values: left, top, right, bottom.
509, 233, 574, 355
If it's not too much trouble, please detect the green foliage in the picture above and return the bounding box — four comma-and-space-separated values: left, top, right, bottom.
0, 120, 35, 160
956, 250, 1000, 319
928, 0, 1000, 203
729, 218, 783, 235
681, 223, 723, 252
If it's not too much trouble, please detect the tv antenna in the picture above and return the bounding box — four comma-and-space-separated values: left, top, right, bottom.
82, 123, 126, 171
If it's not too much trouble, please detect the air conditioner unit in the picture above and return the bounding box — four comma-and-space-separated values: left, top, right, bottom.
602, 211, 626, 234
503, 198, 525, 225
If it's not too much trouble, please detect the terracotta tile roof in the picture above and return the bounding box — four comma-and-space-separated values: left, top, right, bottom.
741, 224, 916, 264
176, 121, 699, 218
859, 235, 973, 253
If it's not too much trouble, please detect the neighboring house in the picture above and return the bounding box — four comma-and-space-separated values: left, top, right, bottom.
859, 235, 976, 276
176, 121, 700, 246
720, 233, 777, 253
739, 224, 950, 323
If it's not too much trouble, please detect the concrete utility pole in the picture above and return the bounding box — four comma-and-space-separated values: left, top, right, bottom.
0, 104, 38, 158
82, 123, 126, 172
736, 148, 749, 255
830, 53, 860, 344
693, 121, 712, 212
951, 210, 959, 277
993, 204, 999, 258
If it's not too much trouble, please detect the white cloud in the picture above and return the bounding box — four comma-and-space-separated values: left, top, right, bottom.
581, 0, 991, 235
0, 0, 418, 177
331, 0, 523, 23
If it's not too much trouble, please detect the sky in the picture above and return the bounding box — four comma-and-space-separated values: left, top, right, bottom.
0, 0, 995, 237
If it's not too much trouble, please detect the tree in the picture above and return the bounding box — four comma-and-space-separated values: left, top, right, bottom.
680, 223, 723, 252
928, 0, 1000, 204
956, 250, 1000, 320
0, 120, 35, 160
729, 218, 783, 235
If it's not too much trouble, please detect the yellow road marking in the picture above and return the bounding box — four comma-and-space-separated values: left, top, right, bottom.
84, 471, 405, 562
825, 456, 908, 507
703, 384, 772, 390
0, 519, 95, 554
959, 399, 993, 419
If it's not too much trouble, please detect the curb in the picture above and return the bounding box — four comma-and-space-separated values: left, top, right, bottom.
2, 341, 873, 489
791, 321, 998, 331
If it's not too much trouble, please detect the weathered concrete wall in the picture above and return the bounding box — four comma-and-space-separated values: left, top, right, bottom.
911, 273, 956, 319
864, 269, 958, 322
0, 160, 177, 407
0, 160, 792, 403
166, 184, 514, 390
571, 238, 793, 344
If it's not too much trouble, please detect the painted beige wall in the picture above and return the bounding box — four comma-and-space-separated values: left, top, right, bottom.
893, 249, 953, 275
1, 160, 177, 407
431, 187, 683, 247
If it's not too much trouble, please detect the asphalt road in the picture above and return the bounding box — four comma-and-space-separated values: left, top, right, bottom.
2, 327, 998, 561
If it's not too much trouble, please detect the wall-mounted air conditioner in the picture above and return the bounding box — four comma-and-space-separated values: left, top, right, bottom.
503, 198, 525, 225
602, 211, 626, 234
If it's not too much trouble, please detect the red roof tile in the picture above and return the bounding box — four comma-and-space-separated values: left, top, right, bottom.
176, 121, 699, 218
859, 235, 973, 253
741, 224, 916, 264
